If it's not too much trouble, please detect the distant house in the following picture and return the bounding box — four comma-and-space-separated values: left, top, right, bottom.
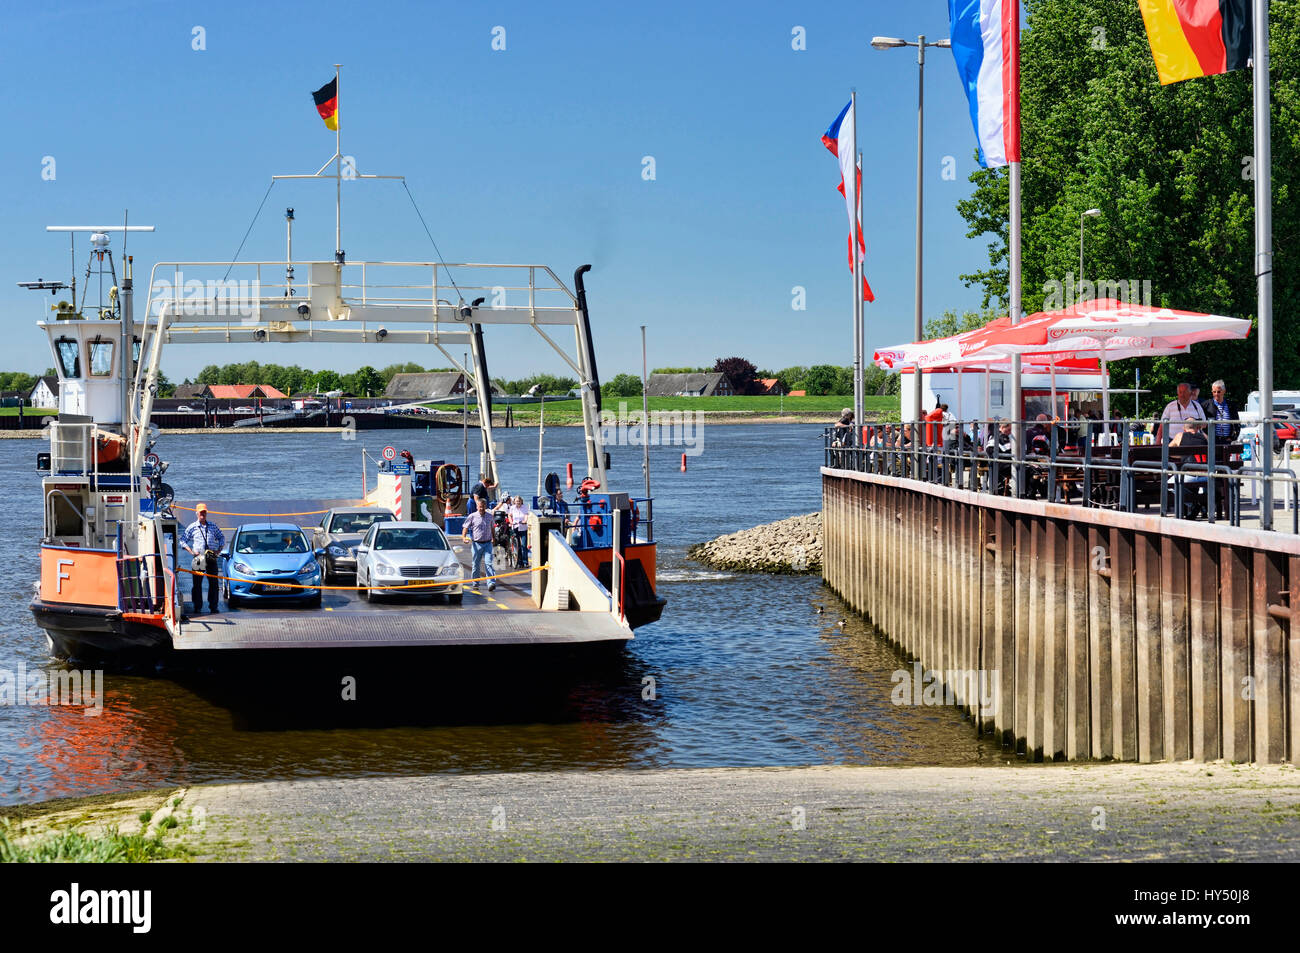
208, 384, 288, 401
385, 372, 502, 401
175, 383, 289, 401
29, 376, 59, 408
787, 390, 806, 397
645, 372, 733, 398
754, 378, 786, 396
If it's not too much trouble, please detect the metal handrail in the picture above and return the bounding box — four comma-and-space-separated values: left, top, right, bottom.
825, 417, 1299, 532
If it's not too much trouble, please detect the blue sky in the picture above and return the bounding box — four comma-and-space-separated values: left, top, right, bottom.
2, 0, 991, 383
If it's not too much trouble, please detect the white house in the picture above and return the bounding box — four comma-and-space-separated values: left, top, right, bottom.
29, 375, 58, 409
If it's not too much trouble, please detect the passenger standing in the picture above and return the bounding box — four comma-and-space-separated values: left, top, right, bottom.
181, 503, 225, 614
460, 496, 497, 592
1202, 380, 1239, 443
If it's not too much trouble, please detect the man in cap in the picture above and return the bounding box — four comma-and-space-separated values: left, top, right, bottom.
181, 503, 226, 614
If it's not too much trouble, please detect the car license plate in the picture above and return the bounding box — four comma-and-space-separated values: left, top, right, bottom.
262, 584, 293, 592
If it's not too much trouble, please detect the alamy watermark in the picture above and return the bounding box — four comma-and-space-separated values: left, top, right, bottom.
1042, 272, 1152, 310
891, 663, 999, 717
150, 273, 263, 319
600, 400, 703, 456
0, 661, 104, 716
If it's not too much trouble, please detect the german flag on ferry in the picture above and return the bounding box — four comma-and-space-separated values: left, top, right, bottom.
1137, 0, 1252, 86
312, 77, 338, 130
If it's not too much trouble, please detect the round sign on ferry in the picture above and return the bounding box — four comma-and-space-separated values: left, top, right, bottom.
381, 446, 396, 461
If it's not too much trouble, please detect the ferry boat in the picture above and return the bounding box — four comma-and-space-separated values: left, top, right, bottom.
24, 154, 665, 662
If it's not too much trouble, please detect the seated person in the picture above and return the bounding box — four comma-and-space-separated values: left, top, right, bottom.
1171, 420, 1209, 518
985, 421, 1013, 455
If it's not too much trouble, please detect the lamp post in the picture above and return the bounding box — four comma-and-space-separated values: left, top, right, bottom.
871, 34, 951, 427
1079, 207, 1102, 421
528, 383, 545, 500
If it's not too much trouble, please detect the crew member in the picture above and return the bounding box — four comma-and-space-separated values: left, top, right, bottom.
467, 472, 497, 515
181, 503, 225, 614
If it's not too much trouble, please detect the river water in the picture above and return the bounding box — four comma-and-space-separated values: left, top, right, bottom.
0, 423, 1006, 806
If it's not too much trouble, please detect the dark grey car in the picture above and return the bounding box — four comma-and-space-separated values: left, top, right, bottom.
311, 507, 396, 581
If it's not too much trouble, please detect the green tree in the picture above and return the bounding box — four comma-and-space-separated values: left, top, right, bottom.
312, 370, 343, 392
713, 356, 758, 395
347, 365, 384, 397
956, 0, 1300, 400
775, 366, 808, 393
601, 373, 643, 398
196, 364, 221, 385
922, 307, 1000, 341
802, 364, 841, 396
379, 362, 426, 386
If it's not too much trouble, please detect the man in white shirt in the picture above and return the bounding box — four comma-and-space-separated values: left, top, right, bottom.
1159, 382, 1206, 442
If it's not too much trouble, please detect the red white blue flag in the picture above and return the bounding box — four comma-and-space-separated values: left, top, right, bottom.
821, 100, 874, 303
949, 0, 1021, 168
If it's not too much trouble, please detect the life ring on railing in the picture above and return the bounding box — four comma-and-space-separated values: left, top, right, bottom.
435, 463, 463, 506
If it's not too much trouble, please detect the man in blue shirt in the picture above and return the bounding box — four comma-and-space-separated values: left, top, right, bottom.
181, 503, 226, 614
460, 496, 496, 592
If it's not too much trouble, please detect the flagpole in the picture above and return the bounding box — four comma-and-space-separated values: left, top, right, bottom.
851, 93, 864, 433
855, 147, 865, 431
1007, 9, 1024, 482
1253, 0, 1274, 529
335, 63, 342, 263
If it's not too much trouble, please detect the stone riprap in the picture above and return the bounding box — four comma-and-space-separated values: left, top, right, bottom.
687, 512, 821, 574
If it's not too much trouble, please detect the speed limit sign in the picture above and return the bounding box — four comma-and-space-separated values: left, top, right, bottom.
381, 446, 397, 461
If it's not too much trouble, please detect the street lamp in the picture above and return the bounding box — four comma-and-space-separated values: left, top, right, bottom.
871, 34, 951, 427
528, 383, 545, 500
1079, 208, 1101, 282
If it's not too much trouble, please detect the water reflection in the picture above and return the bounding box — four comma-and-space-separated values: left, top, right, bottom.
1, 425, 1009, 806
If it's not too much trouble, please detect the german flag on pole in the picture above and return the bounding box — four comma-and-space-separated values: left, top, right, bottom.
1137, 0, 1252, 86
312, 77, 338, 130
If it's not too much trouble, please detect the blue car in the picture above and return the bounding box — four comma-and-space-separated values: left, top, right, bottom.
220, 522, 323, 609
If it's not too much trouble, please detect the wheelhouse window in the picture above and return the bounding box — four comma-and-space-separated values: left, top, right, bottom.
55, 338, 80, 378
88, 338, 115, 377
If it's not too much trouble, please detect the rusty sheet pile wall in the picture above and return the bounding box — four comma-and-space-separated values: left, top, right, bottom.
823, 467, 1300, 764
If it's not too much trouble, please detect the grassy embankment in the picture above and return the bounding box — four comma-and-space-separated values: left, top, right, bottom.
0, 407, 54, 416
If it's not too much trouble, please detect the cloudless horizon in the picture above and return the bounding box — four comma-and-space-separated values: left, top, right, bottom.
2, 0, 993, 384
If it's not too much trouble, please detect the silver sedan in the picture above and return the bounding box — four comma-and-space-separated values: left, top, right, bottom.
355, 521, 465, 604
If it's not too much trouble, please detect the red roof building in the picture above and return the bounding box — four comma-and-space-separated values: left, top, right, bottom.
202, 384, 288, 400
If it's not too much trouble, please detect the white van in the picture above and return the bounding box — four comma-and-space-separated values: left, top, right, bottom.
1241, 390, 1300, 425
